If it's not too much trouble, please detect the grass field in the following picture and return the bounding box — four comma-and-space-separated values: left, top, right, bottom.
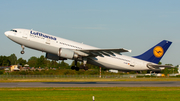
1, 78, 180, 82
0, 87, 180, 101
1, 78, 180, 101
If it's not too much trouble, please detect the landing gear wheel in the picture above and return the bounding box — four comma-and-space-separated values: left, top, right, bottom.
80, 65, 88, 70
75, 67, 79, 71
21, 45, 25, 54
21, 51, 25, 54
71, 66, 79, 71
71, 66, 75, 70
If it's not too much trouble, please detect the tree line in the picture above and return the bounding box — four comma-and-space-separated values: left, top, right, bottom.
0, 54, 178, 75
0, 54, 99, 69
0, 54, 69, 68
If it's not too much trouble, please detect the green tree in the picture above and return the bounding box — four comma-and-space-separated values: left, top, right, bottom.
17, 58, 27, 66
50, 60, 58, 68
8, 54, 17, 65
36, 55, 46, 68
158, 62, 162, 65
165, 64, 173, 66
28, 56, 38, 67
59, 60, 69, 69
0, 56, 11, 66
86, 63, 99, 69
161, 64, 174, 76
174, 65, 179, 74
44, 59, 51, 68
0, 70, 4, 75
161, 68, 169, 76
142, 70, 147, 74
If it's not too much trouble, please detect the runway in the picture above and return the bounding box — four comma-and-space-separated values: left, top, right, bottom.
1, 81, 180, 87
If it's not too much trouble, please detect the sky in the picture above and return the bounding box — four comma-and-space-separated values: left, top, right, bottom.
0, 0, 180, 66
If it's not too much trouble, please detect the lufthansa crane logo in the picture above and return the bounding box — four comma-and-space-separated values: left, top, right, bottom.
153, 46, 164, 58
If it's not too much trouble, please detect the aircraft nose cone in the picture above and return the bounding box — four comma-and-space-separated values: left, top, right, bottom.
4, 31, 10, 37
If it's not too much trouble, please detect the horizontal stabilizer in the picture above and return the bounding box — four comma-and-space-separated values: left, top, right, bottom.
148, 64, 174, 68
147, 63, 174, 70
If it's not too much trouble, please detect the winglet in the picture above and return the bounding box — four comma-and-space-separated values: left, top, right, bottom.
121, 48, 132, 53
128, 50, 132, 53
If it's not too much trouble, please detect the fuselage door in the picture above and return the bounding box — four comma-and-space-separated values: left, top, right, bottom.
22, 30, 28, 39
46, 38, 50, 44
130, 59, 135, 67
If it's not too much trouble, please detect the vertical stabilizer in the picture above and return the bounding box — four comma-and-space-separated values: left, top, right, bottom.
134, 40, 172, 64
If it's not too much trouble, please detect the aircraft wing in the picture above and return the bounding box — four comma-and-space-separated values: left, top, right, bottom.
76, 48, 131, 57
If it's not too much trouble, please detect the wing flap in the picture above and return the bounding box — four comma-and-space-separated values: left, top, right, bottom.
77, 48, 131, 57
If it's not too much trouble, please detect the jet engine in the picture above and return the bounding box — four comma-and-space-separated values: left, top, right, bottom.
58, 48, 78, 59
46, 48, 79, 60
46, 53, 66, 60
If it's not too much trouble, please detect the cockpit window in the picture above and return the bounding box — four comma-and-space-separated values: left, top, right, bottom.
10, 29, 17, 32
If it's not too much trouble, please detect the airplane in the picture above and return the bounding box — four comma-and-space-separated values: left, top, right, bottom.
4, 28, 173, 71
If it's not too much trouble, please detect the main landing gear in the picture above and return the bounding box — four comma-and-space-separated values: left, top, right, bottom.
20, 45, 25, 54
71, 60, 80, 71
71, 60, 88, 71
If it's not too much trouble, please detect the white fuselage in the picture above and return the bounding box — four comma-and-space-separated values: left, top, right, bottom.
5, 29, 153, 71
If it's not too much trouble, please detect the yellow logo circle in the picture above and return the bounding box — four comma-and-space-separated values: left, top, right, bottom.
153, 46, 164, 58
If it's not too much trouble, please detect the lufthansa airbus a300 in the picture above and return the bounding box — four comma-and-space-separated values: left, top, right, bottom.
5, 29, 172, 71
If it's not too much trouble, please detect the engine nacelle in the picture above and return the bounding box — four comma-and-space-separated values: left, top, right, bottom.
46, 53, 67, 60
58, 48, 78, 59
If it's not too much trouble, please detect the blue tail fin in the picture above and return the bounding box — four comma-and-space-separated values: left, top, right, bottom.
133, 40, 172, 64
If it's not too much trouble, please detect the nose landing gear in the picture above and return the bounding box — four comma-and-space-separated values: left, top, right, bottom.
21, 45, 25, 54
21, 50, 25, 54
